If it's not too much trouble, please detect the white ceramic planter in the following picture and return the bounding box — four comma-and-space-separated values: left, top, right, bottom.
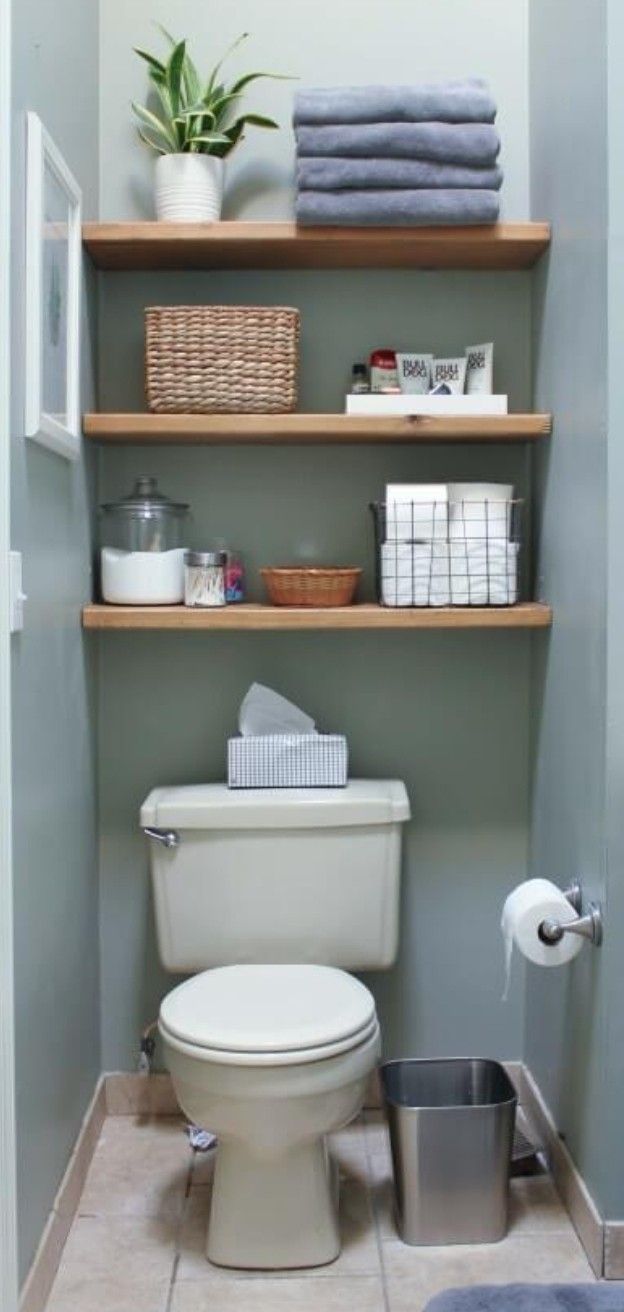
155, 154, 224, 223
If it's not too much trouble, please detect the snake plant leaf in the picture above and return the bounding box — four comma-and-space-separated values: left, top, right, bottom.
206, 91, 242, 126
152, 78, 175, 121
205, 32, 249, 97
174, 104, 217, 125
186, 131, 231, 148
137, 128, 168, 155
229, 112, 279, 132
166, 40, 187, 117
229, 71, 293, 96
183, 53, 202, 107
133, 48, 166, 76
131, 101, 178, 150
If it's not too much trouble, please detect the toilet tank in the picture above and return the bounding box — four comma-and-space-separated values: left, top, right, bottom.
141, 780, 410, 973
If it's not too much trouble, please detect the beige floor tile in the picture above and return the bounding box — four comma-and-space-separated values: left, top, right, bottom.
78, 1115, 191, 1221
382, 1231, 595, 1297
50, 1214, 178, 1288
46, 1275, 170, 1312
508, 1175, 574, 1235
177, 1179, 381, 1281
373, 1176, 399, 1239
171, 1275, 385, 1311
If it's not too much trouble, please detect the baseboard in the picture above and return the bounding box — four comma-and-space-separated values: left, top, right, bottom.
19, 1076, 106, 1312
521, 1065, 604, 1277
604, 1223, 624, 1279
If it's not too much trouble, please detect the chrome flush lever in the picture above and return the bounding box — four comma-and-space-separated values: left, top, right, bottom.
143, 826, 180, 850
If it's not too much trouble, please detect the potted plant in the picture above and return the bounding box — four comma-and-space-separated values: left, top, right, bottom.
133, 30, 287, 222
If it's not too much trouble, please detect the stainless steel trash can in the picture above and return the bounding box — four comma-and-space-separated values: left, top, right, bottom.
381, 1058, 517, 1246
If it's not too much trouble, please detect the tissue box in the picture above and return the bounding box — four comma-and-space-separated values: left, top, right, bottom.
227, 734, 348, 788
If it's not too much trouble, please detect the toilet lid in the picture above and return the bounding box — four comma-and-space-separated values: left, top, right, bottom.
159, 964, 376, 1057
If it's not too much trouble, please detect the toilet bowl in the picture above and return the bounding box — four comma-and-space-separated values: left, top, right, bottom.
160, 964, 380, 1269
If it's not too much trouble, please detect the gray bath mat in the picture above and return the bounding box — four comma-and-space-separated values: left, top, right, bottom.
425, 1289, 623, 1312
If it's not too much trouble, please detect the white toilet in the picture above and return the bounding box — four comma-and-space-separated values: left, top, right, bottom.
141, 780, 410, 1270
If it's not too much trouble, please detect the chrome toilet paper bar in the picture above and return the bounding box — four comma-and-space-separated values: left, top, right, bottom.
538, 882, 603, 948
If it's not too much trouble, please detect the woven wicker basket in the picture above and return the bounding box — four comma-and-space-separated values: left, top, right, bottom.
145, 305, 300, 414
261, 567, 362, 608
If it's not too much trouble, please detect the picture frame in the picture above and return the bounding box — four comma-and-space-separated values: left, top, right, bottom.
25, 112, 82, 461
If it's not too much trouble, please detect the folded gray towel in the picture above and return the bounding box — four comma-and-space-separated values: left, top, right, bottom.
297, 156, 503, 192
295, 122, 501, 166
296, 189, 500, 227
294, 80, 497, 126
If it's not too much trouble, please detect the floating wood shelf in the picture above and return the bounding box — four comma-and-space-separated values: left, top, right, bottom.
84, 412, 552, 445
82, 603, 553, 632
82, 221, 551, 272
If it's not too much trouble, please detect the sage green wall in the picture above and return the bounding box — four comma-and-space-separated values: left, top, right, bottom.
10, 0, 100, 1284
97, 0, 537, 1071
527, 0, 612, 1216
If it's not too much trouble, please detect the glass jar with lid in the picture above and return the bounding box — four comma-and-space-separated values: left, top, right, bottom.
99, 477, 190, 605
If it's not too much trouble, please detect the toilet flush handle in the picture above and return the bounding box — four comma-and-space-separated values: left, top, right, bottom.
143, 826, 180, 850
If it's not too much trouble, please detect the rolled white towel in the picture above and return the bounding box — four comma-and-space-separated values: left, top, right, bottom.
381, 540, 519, 607
381, 542, 452, 607
449, 541, 519, 605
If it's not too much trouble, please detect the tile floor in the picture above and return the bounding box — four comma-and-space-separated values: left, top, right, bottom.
45, 1111, 596, 1312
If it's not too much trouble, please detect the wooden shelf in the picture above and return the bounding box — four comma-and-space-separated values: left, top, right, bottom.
84, 412, 552, 445
82, 603, 552, 631
82, 221, 551, 272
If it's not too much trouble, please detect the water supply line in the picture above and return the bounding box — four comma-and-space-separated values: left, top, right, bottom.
138, 1019, 158, 1074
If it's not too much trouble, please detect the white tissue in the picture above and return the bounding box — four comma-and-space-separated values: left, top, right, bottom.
501, 878, 583, 1000
238, 683, 316, 737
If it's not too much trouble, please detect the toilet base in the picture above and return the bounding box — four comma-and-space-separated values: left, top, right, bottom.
208, 1136, 341, 1270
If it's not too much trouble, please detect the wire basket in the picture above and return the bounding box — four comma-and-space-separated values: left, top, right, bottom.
371, 500, 524, 607
145, 305, 300, 413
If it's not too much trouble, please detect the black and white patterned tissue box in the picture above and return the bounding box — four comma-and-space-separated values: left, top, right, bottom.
227, 734, 348, 788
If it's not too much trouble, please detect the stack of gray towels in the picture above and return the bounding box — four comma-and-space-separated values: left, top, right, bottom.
294, 80, 502, 226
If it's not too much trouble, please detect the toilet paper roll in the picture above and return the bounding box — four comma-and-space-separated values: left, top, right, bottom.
501, 878, 583, 1000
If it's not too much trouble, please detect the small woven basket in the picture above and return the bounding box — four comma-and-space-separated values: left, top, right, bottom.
145, 305, 300, 413
261, 567, 362, 608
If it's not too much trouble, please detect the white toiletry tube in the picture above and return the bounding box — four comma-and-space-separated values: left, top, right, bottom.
431, 357, 467, 395
396, 353, 433, 395
465, 342, 494, 394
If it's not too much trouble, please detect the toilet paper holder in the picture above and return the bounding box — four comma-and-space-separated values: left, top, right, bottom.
538, 881, 603, 948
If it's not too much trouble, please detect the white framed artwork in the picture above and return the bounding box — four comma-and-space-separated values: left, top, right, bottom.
25, 112, 82, 460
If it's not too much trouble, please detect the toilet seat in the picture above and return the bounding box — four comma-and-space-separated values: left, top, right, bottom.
159, 964, 378, 1066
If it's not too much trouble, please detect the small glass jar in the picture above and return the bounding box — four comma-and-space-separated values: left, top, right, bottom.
184, 551, 226, 608
350, 362, 370, 394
